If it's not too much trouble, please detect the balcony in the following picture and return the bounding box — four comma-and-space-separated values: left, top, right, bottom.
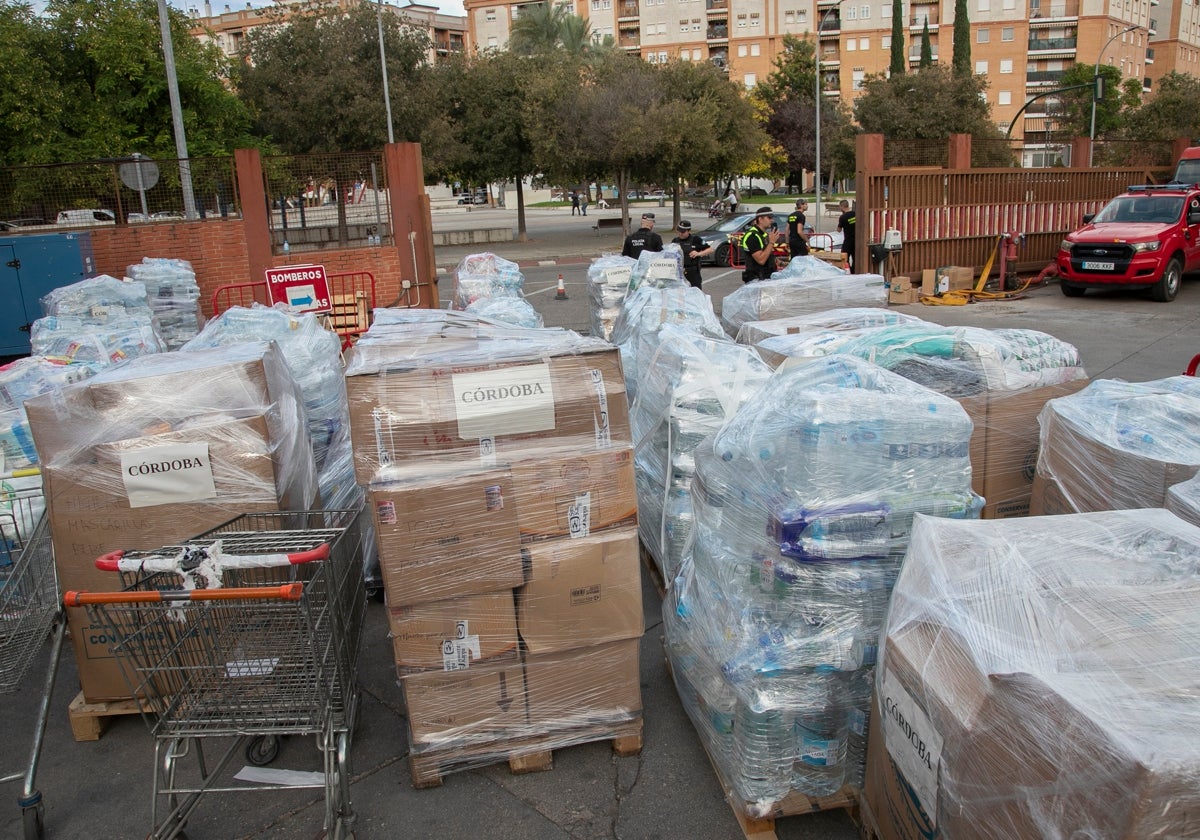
1028, 0, 1079, 21
1028, 35, 1077, 53
818, 16, 841, 32
1026, 69, 1065, 84
1146, 47, 1155, 64
707, 23, 728, 40
1149, 17, 1158, 35
706, 0, 727, 9
618, 1, 638, 19
908, 49, 939, 62
820, 47, 840, 64
910, 14, 939, 28
618, 36, 640, 48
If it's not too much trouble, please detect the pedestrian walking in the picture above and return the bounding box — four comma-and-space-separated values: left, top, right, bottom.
570, 191, 580, 216
580, 192, 589, 216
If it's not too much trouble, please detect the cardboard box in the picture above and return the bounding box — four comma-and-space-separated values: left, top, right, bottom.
345, 346, 631, 482
370, 468, 524, 606
938, 265, 975, 292
958, 379, 1089, 519
389, 590, 519, 672
888, 287, 919, 305
920, 269, 938, 296
401, 655, 527, 749
517, 528, 643, 654
889, 276, 913, 293
510, 447, 638, 541
524, 638, 642, 730
42, 416, 295, 701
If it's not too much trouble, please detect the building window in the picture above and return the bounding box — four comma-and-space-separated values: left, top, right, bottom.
1000, 58, 1013, 72
744, 73, 757, 87
738, 44, 747, 56
882, 34, 891, 48
681, 51, 690, 60
1003, 0, 1015, 7
852, 68, 865, 90
659, 50, 667, 61
845, 5, 857, 17
861, 5, 870, 18
977, 0, 989, 9
693, 47, 701, 59
977, 28, 990, 43
882, 3, 891, 16
680, 18, 689, 30
975, 59, 988, 73
859, 37, 868, 49
486, 9, 497, 20
657, 22, 666, 33
847, 39, 856, 51
750, 11, 760, 25
998, 90, 1012, 105
488, 35, 498, 46
737, 13, 747, 26
785, 10, 794, 23
750, 43, 761, 55
1002, 26, 1013, 41
692, 19, 701, 30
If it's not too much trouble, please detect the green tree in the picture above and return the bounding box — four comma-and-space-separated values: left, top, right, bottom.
1122, 71, 1198, 142
0, 3, 64, 166
1052, 63, 1126, 140
890, 0, 906, 76
508, 2, 599, 56
855, 64, 1002, 140
238, 1, 431, 153
952, 0, 970, 78
920, 20, 932, 69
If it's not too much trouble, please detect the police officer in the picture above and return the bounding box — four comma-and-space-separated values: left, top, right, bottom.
741, 207, 781, 283
671, 219, 713, 289
621, 212, 663, 259
787, 198, 809, 258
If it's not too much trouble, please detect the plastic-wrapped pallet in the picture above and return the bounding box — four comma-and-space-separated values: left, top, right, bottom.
663, 355, 981, 813
40, 274, 155, 321
30, 313, 166, 367
610, 285, 725, 403
464, 296, 543, 329
720, 271, 888, 337
125, 258, 205, 349
632, 324, 772, 583
587, 255, 636, 340
736, 307, 926, 347
1033, 376, 1200, 515
627, 244, 685, 294
753, 313, 933, 368
867, 510, 1200, 840
0, 357, 97, 470
451, 252, 526, 310
1168, 473, 1200, 526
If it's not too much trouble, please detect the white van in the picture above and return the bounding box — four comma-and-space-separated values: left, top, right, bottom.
56, 209, 116, 226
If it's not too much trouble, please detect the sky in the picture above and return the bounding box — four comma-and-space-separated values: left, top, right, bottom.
172, 0, 467, 18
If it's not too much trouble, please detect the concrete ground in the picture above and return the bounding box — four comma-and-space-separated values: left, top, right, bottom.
3, 203, 1198, 839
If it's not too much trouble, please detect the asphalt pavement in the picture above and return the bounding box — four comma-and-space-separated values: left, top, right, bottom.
3, 203, 1198, 840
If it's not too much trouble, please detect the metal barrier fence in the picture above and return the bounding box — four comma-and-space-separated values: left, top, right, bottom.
0, 156, 239, 231
261, 152, 391, 257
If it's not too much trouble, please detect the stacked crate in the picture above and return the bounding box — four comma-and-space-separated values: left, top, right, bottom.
344, 318, 644, 784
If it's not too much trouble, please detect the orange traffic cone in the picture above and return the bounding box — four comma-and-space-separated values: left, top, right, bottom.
555, 273, 568, 300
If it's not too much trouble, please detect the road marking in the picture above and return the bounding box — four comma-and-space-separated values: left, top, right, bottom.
527, 284, 558, 297
704, 269, 738, 285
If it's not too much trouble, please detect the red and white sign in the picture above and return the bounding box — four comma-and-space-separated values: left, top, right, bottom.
265, 264, 332, 314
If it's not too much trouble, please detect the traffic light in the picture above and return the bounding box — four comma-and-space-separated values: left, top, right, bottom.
1094, 74, 1106, 102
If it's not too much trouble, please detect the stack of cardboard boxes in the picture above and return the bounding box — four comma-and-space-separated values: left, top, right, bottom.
344, 320, 643, 774
26, 343, 318, 701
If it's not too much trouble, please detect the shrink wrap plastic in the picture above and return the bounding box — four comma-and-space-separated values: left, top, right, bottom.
1035, 376, 1200, 513
1167, 473, 1200, 526
464, 296, 543, 329
451, 252, 526, 310
125, 257, 204, 349
0, 357, 97, 470
30, 313, 165, 367
735, 307, 925, 346
720, 272, 888, 336
40, 274, 154, 321
664, 355, 981, 812
627, 244, 685, 294
873, 510, 1200, 840
587, 254, 637, 339
632, 324, 772, 583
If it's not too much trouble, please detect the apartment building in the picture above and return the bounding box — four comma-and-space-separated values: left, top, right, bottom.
465, 0, 1193, 146
188, 0, 467, 63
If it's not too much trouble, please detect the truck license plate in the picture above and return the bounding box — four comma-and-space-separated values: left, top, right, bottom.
1082, 261, 1115, 271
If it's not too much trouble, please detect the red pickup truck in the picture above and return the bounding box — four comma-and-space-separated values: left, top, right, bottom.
1055, 183, 1200, 302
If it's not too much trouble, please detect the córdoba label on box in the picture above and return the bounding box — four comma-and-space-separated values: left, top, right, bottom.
120, 443, 217, 508
880, 667, 942, 826
452, 364, 556, 440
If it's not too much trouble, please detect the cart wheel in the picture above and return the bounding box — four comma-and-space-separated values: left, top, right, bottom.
22, 803, 45, 840
246, 735, 280, 766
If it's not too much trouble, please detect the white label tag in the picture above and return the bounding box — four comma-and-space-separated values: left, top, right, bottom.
479, 436, 497, 467
880, 668, 942, 827
441, 635, 481, 671
567, 492, 591, 538
371, 407, 393, 468
602, 266, 632, 288
588, 369, 612, 449
647, 258, 677, 280
452, 364, 556, 440
120, 443, 216, 509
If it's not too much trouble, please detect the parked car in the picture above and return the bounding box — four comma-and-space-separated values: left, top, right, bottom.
695, 212, 790, 266
0, 218, 46, 230
56, 208, 115, 226
1055, 183, 1200, 302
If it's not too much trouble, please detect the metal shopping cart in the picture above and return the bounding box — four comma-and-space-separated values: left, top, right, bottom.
0, 469, 65, 840
65, 508, 366, 840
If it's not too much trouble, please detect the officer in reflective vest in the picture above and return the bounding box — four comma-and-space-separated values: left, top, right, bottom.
741, 207, 781, 283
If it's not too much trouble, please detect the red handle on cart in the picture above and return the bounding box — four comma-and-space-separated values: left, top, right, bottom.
94, 542, 331, 572
1185, 353, 1200, 376
64, 583, 304, 606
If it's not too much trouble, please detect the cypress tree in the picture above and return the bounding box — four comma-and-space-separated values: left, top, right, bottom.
890, 0, 906, 76
953, 0, 971, 77
920, 19, 933, 67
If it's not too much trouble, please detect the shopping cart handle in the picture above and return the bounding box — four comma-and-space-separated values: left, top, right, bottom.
288, 543, 331, 564
95, 550, 126, 572
94, 542, 329, 572
65, 583, 306, 606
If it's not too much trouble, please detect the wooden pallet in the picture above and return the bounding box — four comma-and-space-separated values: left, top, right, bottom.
638, 540, 667, 599
408, 715, 643, 789
857, 792, 883, 840
68, 691, 146, 741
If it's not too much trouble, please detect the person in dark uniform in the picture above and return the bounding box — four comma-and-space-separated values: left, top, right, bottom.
741, 206, 781, 283
837, 199, 856, 272
671, 219, 714, 289
787, 198, 809, 259
621, 212, 663, 259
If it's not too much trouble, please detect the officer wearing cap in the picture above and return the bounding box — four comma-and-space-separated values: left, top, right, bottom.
621, 212, 664, 259
671, 220, 713, 289
741, 207, 781, 283
787, 198, 810, 258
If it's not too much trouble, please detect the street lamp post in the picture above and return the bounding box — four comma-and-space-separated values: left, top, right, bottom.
814, 0, 845, 234
377, 0, 396, 144
1089, 23, 1139, 167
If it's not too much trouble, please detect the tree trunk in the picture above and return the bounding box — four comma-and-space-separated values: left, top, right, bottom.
516, 180, 527, 242
672, 180, 681, 229
618, 168, 630, 235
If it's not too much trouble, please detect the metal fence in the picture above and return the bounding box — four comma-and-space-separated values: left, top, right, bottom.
262, 152, 391, 257
0, 156, 239, 231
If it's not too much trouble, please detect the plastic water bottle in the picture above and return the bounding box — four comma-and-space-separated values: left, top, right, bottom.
733, 694, 795, 803
791, 670, 848, 796
844, 668, 873, 790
